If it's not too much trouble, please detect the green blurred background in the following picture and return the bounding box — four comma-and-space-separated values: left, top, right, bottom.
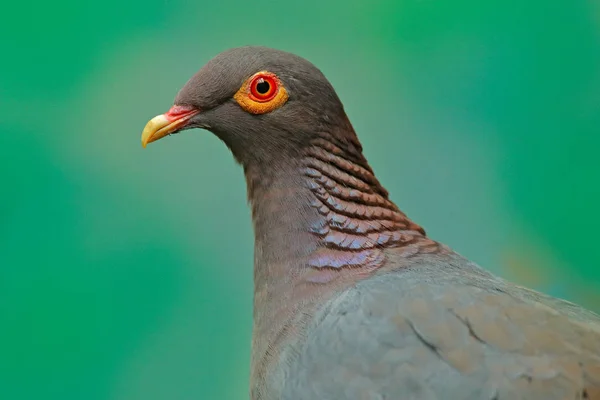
1, 0, 599, 398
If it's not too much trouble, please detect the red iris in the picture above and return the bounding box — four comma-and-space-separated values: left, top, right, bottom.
249, 74, 278, 102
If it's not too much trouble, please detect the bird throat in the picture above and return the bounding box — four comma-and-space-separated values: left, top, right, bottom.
244, 128, 440, 397
245, 130, 430, 288
244, 127, 438, 398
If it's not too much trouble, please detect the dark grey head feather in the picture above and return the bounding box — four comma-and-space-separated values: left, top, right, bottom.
172, 46, 357, 165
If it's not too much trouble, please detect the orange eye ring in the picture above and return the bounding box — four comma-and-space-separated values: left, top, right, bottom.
234, 71, 289, 115
249, 74, 278, 102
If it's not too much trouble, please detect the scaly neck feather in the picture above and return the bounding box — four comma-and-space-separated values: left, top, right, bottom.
245, 127, 430, 288
244, 124, 442, 397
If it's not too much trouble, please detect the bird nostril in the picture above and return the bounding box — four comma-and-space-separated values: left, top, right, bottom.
165, 105, 199, 121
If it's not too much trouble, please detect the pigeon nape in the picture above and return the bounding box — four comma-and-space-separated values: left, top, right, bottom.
141, 46, 600, 400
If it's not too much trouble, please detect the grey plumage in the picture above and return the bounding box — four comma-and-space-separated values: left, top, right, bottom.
281, 252, 600, 399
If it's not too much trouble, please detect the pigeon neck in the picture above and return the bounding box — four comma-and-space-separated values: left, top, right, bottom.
245, 128, 427, 287
245, 128, 435, 394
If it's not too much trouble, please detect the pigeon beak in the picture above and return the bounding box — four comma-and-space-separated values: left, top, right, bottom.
141, 105, 200, 148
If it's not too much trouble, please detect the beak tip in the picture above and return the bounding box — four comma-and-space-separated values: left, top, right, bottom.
140, 114, 171, 149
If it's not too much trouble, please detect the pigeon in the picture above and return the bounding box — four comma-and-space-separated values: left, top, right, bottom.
141, 46, 600, 400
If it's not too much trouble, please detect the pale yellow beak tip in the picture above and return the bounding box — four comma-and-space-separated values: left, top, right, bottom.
141, 114, 171, 149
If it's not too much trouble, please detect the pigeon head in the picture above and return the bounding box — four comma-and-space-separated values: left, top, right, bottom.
141, 46, 357, 165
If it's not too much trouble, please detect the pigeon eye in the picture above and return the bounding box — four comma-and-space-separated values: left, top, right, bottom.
250, 76, 277, 101
234, 71, 289, 114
